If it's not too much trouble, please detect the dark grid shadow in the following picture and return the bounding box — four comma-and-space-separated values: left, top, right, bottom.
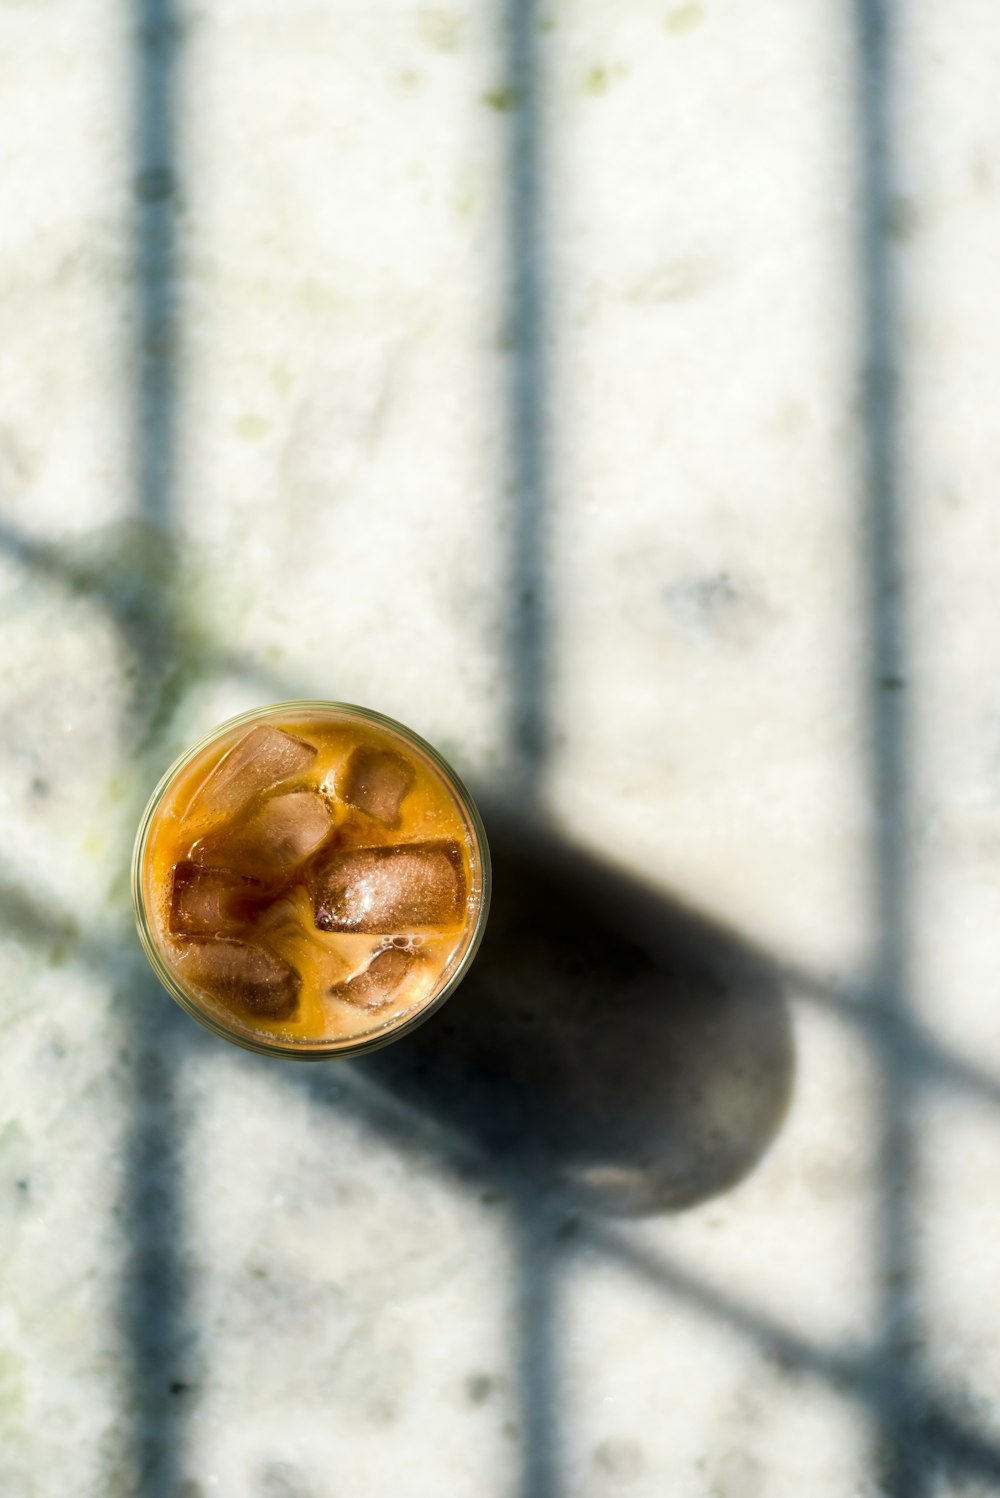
504, 0, 550, 798
116, 2, 320, 1489
3, 848, 1000, 1490
500, 0, 558, 1488
515, 1208, 561, 1498
123, 4, 187, 1495
278, 983, 1000, 1494
135, 0, 180, 538
348, 811, 796, 1493
116, 8, 319, 1487
853, 3, 927, 1493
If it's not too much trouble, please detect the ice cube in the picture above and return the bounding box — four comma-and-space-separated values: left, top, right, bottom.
192, 790, 332, 878
174, 937, 301, 1020
331, 948, 428, 1011
338, 745, 415, 826
311, 840, 466, 933
169, 861, 262, 936
184, 725, 317, 825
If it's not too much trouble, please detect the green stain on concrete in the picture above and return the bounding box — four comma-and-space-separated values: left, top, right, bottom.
0, 1347, 26, 1421
666, 3, 704, 33
235, 413, 272, 440
483, 87, 517, 113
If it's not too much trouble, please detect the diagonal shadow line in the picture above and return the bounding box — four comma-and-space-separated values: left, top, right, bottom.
0, 512, 310, 715
3, 825, 1000, 1156
5, 805, 998, 1480
0, 372, 996, 1150
3, 760, 999, 1150
0, 874, 83, 952
779, 961, 1000, 1112
277, 1052, 1000, 1491
13, 868, 1000, 1126
5, 738, 1000, 1133
2, 473, 991, 1131
0, 873, 140, 984
852, 5, 925, 1495
586, 1228, 1000, 1489
3, 844, 999, 1489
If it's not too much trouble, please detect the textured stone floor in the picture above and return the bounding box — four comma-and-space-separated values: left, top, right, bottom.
2, 3, 1000, 1495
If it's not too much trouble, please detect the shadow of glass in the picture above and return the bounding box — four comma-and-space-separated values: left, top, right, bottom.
354, 802, 795, 1216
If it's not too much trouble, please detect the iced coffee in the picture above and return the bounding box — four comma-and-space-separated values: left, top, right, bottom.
133, 703, 490, 1056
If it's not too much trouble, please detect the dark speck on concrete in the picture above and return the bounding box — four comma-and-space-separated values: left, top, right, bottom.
555, 1215, 581, 1243
669, 570, 740, 613
31, 777, 50, 798
766, 1346, 802, 1378
664, 570, 771, 645
594, 1436, 645, 1479
886, 195, 923, 241
465, 1372, 498, 1406
258, 1461, 312, 1498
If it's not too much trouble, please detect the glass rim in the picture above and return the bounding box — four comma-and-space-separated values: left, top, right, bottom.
131, 699, 492, 1060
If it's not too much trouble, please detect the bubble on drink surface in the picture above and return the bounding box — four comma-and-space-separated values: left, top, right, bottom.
330, 947, 430, 1012
311, 840, 466, 934
169, 861, 263, 936
173, 937, 301, 1020
338, 745, 416, 826
192, 790, 332, 878
183, 725, 317, 825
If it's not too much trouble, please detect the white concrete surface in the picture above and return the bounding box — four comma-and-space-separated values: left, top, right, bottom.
1, 2, 1000, 1495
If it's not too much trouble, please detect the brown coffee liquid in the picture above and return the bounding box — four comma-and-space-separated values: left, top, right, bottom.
142, 711, 480, 1049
